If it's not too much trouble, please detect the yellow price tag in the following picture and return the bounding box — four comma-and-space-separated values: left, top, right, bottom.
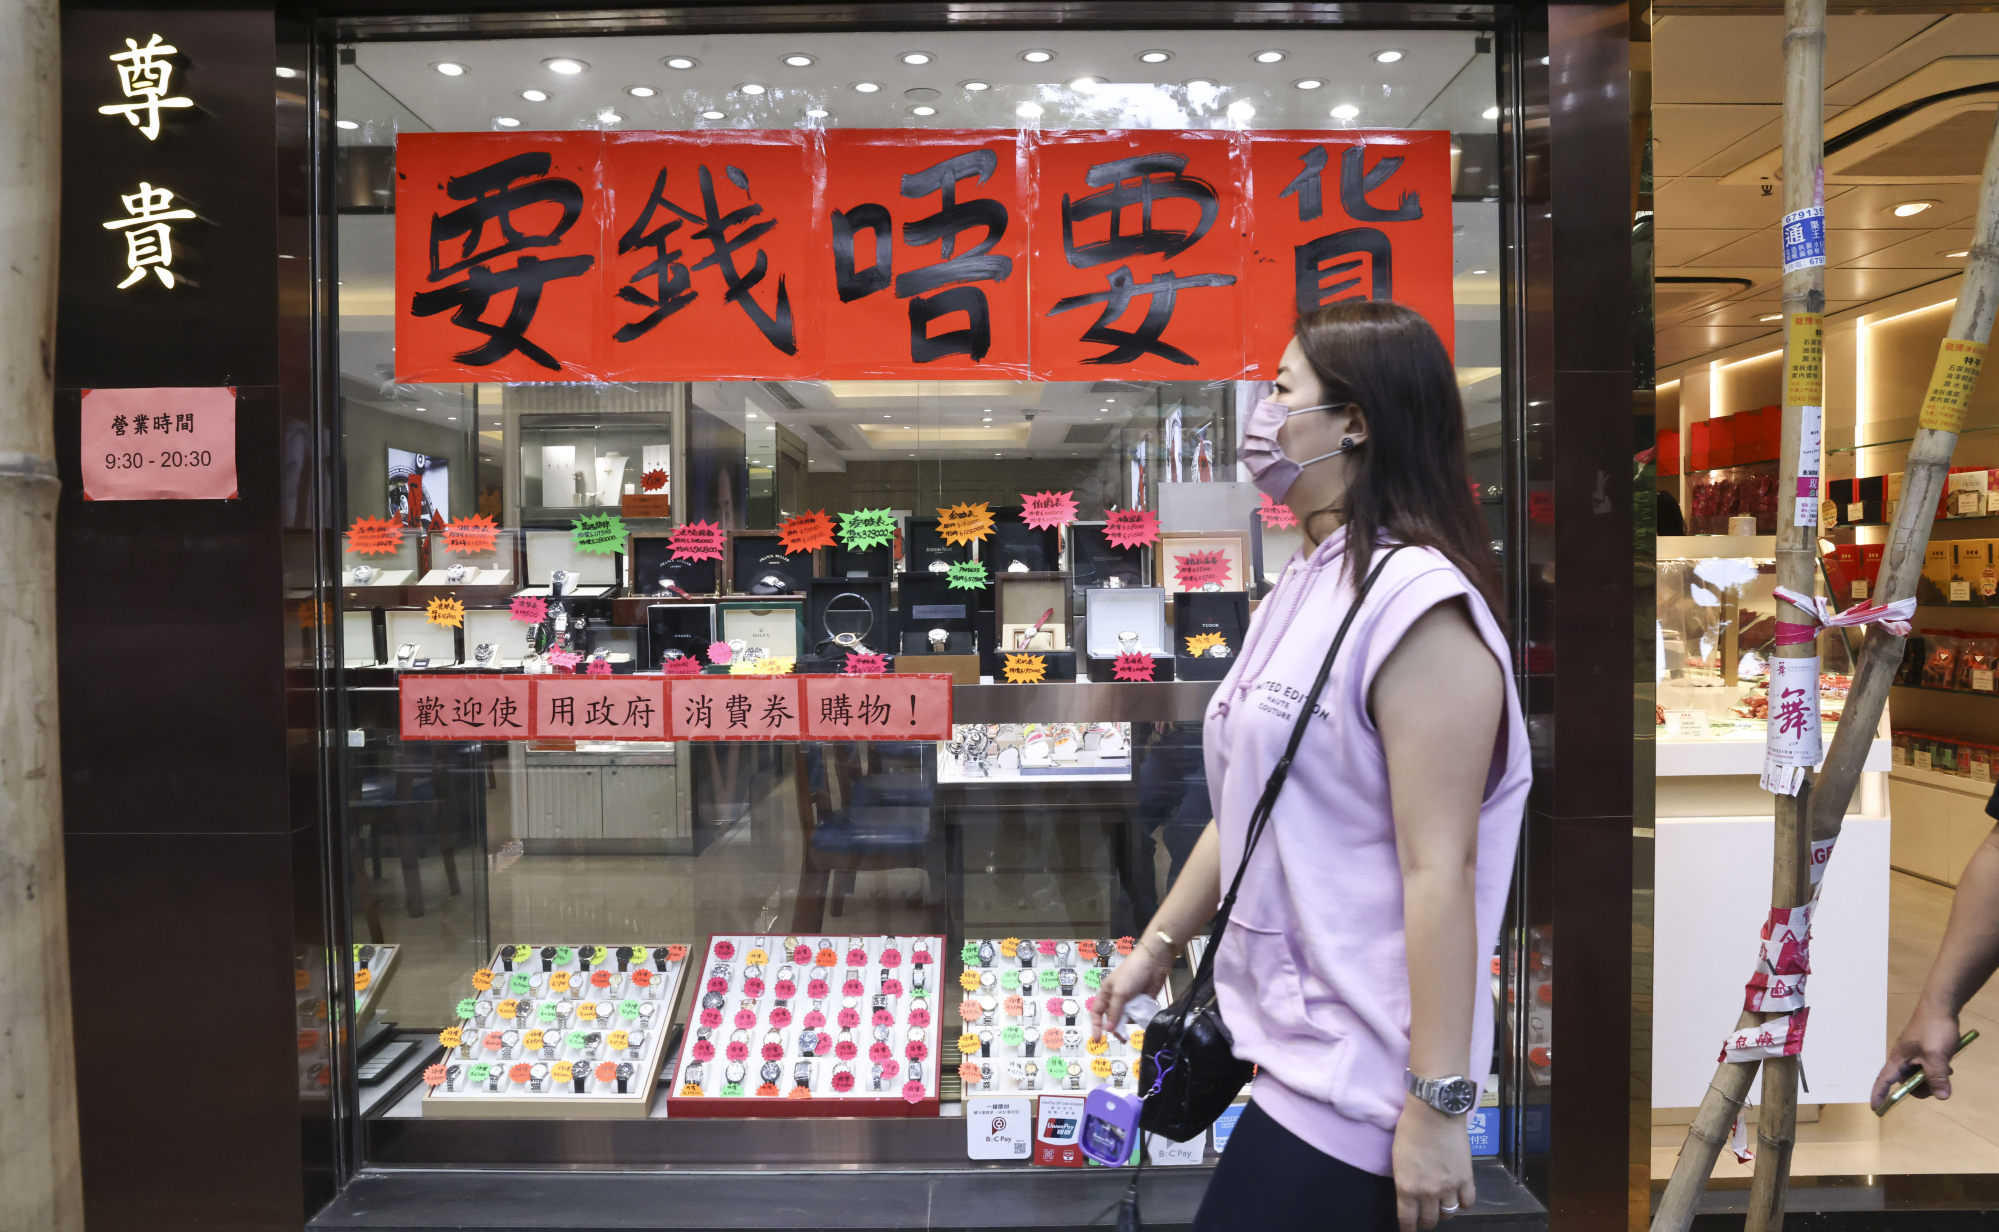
745, 948, 768, 966
1128, 1028, 1144, 1052
438, 1027, 462, 1048
578, 1002, 597, 1021
497, 998, 519, 1019
471, 968, 494, 991
999, 937, 1021, 958
608, 1030, 630, 1050
1085, 1034, 1109, 1056
524, 1030, 545, 1051
549, 971, 570, 993
353, 969, 372, 992
959, 970, 981, 991
958, 1033, 981, 1055
553, 1062, 574, 1083
1090, 1057, 1114, 1079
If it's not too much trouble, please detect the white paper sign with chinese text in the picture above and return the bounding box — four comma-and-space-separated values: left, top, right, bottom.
1761, 654, 1822, 796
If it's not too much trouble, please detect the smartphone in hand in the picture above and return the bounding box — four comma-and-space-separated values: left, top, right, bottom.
1876, 1030, 1979, 1116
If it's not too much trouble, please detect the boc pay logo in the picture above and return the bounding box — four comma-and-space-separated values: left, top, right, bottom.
966, 1096, 1033, 1160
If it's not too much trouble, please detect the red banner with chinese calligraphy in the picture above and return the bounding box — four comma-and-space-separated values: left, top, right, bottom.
393, 128, 1453, 385
532, 676, 669, 740
399, 675, 533, 740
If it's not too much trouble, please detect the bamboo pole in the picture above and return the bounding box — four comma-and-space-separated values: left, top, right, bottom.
0, 2, 83, 1232
1652, 84, 1999, 1232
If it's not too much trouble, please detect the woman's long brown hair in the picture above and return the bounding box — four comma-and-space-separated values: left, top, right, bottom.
1292, 300, 1506, 627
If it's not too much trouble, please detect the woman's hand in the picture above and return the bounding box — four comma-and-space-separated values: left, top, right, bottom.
1088, 940, 1169, 1043
1392, 1103, 1475, 1231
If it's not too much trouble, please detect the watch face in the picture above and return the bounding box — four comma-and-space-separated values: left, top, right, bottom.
1441, 1077, 1478, 1115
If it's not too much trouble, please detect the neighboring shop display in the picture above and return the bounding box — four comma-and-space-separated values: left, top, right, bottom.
352, 942, 400, 1024
667, 934, 945, 1116
939, 723, 1132, 782
422, 943, 691, 1118
952, 936, 1147, 1099
1894, 730, 1997, 780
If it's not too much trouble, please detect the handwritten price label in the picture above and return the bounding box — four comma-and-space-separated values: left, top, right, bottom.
670, 519, 726, 562
426, 596, 466, 629
442, 513, 501, 554
1103, 509, 1159, 550
1257, 492, 1297, 529
570, 513, 627, 556
345, 515, 405, 557
1112, 651, 1156, 682
510, 594, 547, 624
1172, 549, 1233, 590
641, 467, 668, 492
779, 509, 837, 554
839, 508, 897, 552
1020, 490, 1079, 531
936, 501, 996, 546
945, 559, 989, 590
81, 386, 238, 501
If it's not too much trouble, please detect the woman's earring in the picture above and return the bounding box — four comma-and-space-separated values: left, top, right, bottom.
1341, 437, 1355, 449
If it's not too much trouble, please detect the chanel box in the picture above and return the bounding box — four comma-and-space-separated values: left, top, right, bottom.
1084, 586, 1174, 683
728, 531, 812, 596
646, 603, 717, 668
1173, 590, 1250, 681
718, 600, 805, 663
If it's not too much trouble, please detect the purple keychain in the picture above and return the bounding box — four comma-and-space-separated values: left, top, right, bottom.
1079, 1085, 1143, 1167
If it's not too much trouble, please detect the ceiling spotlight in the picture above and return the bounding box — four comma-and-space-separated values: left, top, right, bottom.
1016, 100, 1044, 119
911, 104, 937, 116
276, 66, 298, 79
1892, 200, 1935, 218
627, 85, 656, 98
1331, 103, 1361, 120
544, 58, 587, 75
664, 56, 698, 70
335, 119, 359, 130
805, 106, 830, 118
520, 88, 549, 102
433, 62, 466, 77
901, 51, 933, 65
700, 109, 726, 120
494, 116, 521, 128
1254, 50, 1286, 64
1470, 268, 1488, 275
416, 407, 427, 413
882, 414, 892, 419
1185, 78, 1217, 90
1021, 49, 1055, 64
1138, 50, 1172, 64
1293, 78, 1325, 90
1482, 105, 1500, 121
1226, 99, 1256, 121
596, 108, 623, 125
1757, 313, 1783, 323
963, 80, 991, 91
784, 53, 815, 67
981, 416, 993, 422
740, 82, 766, 95
1069, 76, 1104, 91
1374, 49, 1406, 64
853, 81, 882, 93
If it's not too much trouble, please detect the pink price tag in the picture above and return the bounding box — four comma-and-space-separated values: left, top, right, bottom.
762, 1042, 784, 1061
82, 387, 238, 501
902, 1080, 927, 1104
698, 1008, 721, 1029
742, 977, 766, 998
838, 1008, 861, 1030
846, 947, 868, 966
835, 1039, 858, 1061
809, 980, 831, 1001
869, 1041, 892, 1064
800, 1009, 824, 1029
768, 1006, 792, 1027
908, 1007, 930, 1028
872, 1008, 894, 1027
1172, 549, 1233, 590
793, 945, 814, 965
880, 948, 902, 967
774, 981, 797, 1001
733, 1009, 757, 1030
844, 979, 866, 997
882, 979, 904, 997
831, 1068, 856, 1093
726, 1041, 749, 1062
690, 1040, 715, 1062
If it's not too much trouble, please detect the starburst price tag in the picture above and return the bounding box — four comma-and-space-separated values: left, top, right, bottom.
936, 501, 996, 546
661, 655, 703, 677
1257, 492, 1297, 529
1113, 651, 1156, 682
1003, 653, 1048, 684
641, 468, 668, 492
510, 594, 547, 624
426, 596, 466, 629
670, 519, 726, 561
1185, 632, 1225, 657
570, 513, 627, 556
946, 559, 989, 590
839, 508, 897, 551
1173, 549, 1233, 590
779, 509, 838, 554
843, 652, 889, 676
345, 516, 404, 556
441, 513, 501, 554
1020, 490, 1079, 531
1103, 509, 1159, 550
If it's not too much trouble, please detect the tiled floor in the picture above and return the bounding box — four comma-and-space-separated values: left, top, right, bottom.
1650, 870, 1999, 1179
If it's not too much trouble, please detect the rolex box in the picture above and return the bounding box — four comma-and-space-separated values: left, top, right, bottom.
1084, 586, 1174, 682
718, 599, 805, 664
1173, 591, 1250, 681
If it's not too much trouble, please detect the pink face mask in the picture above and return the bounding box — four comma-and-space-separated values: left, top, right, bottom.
1239, 398, 1353, 504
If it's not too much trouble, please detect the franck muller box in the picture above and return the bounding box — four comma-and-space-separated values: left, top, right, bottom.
1085, 586, 1174, 682
1174, 591, 1249, 681
729, 531, 811, 596
1034, 1094, 1089, 1167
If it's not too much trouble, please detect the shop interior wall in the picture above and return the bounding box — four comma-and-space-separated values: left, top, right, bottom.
343, 397, 477, 525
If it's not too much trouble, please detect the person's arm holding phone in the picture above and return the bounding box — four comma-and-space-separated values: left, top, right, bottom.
1873, 814, 1999, 1109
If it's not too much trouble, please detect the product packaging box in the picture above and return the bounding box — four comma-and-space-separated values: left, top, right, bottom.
1034, 1095, 1088, 1168
1688, 420, 1713, 471
1922, 542, 1954, 605
1861, 544, 1886, 600
1708, 415, 1738, 469
1947, 469, 1990, 519
1656, 428, 1680, 476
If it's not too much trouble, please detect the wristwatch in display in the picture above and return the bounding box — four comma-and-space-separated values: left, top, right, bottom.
1405, 1070, 1479, 1116
1105, 577, 1125, 589
1117, 630, 1140, 654
748, 573, 791, 596
1208, 642, 1233, 659
445, 563, 467, 584
350, 565, 376, 585
657, 576, 688, 598
927, 627, 949, 651
1198, 581, 1223, 593
976, 939, 996, 966
396, 643, 418, 668
615, 1062, 635, 1093
549, 569, 575, 596
927, 559, 951, 573
792, 1060, 813, 1089
474, 643, 496, 666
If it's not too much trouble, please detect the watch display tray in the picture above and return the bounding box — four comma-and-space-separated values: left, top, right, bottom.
666, 933, 945, 1118
353, 942, 401, 1025
951, 936, 1149, 1099
422, 941, 691, 1119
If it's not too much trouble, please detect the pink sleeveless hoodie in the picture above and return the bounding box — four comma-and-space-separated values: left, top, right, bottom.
1202, 536, 1530, 1176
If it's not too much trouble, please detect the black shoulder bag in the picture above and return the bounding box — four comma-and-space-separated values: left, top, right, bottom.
1136, 546, 1404, 1141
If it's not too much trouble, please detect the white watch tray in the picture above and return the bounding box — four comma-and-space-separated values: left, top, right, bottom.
953, 937, 1149, 1099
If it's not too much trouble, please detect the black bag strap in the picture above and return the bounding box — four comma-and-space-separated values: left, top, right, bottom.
1189, 545, 1405, 987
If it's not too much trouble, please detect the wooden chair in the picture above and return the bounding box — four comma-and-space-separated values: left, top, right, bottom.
790, 743, 946, 933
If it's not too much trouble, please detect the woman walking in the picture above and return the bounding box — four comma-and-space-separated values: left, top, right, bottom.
1092, 301, 1530, 1232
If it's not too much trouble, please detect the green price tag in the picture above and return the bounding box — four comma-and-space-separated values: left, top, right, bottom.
571, 513, 628, 556
838, 508, 897, 551
454, 998, 478, 1020
468, 1063, 491, 1082
618, 999, 641, 1020
538, 1003, 558, 1023
351, 944, 364, 962
630, 946, 648, 965
1038, 968, 1059, 990
566, 1031, 588, 1050
945, 559, 989, 590
1000, 970, 1019, 991
510, 973, 531, 996
1083, 968, 1103, 990
721, 1082, 745, 1098
1002, 1026, 1024, 1047
960, 942, 981, 965
554, 946, 574, 965
1045, 1058, 1066, 1078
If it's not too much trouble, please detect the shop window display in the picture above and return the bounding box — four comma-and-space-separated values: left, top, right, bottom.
332, 24, 1511, 1168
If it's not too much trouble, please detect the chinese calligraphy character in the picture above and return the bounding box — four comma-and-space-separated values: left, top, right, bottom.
683, 694, 713, 728
857, 693, 892, 727
97, 35, 194, 142
102, 182, 197, 290
760, 693, 793, 729
832, 149, 1013, 363
1279, 144, 1421, 311
411, 152, 596, 371
585, 697, 618, 725
549, 696, 576, 726
174, 412, 194, 433
614, 163, 796, 354
451, 698, 486, 727
492, 696, 523, 729
414, 697, 445, 727
818, 694, 852, 726
724, 693, 752, 729
152, 414, 170, 433
1775, 686, 1810, 740
1052, 152, 1234, 365
624, 696, 655, 728
131, 414, 150, 435
111, 415, 129, 437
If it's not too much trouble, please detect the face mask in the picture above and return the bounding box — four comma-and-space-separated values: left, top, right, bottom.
1239, 398, 1353, 503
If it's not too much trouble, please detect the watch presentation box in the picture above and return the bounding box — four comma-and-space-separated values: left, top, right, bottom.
729, 531, 811, 596
1174, 590, 1249, 681
807, 577, 893, 660
424, 942, 691, 1119
830, 542, 891, 578
990, 515, 1060, 573
524, 529, 622, 590
647, 603, 718, 667
1084, 586, 1175, 682
666, 934, 945, 1118
629, 534, 721, 598
899, 571, 978, 640
462, 609, 526, 671
720, 600, 805, 662
995, 571, 1074, 652
953, 937, 1148, 1101
906, 516, 972, 573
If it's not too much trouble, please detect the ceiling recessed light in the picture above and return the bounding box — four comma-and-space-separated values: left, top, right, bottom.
494, 116, 521, 128
1293, 78, 1325, 90
853, 80, 882, 93
627, 85, 656, 98
664, 56, 698, 70
1482, 105, 1500, 121
746, 410, 759, 418
433, 62, 467, 77
901, 51, 933, 65
766, 426, 776, 432
597, 109, 622, 125
544, 58, 587, 76
415, 406, 427, 413
1254, 50, 1286, 64
963, 80, 991, 91
447, 416, 458, 421
520, 88, 549, 102
1138, 50, 1173, 64
784, 53, 815, 67
700, 109, 726, 120
1021, 49, 1055, 64
739, 82, 766, 95
1016, 101, 1044, 119
1331, 103, 1360, 120
276, 66, 298, 79
805, 106, 830, 118
911, 104, 936, 116
981, 416, 993, 422
1757, 313, 1783, 322
882, 414, 892, 419
901, 424, 912, 429
335, 119, 359, 130
1185, 78, 1217, 90
1069, 76, 1104, 91
1892, 200, 1936, 218
1470, 269, 1488, 275
1540, 56, 1552, 66
1374, 49, 1405, 64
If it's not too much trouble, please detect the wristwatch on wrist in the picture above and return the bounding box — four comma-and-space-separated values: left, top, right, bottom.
1405, 1070, 1478, 1116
